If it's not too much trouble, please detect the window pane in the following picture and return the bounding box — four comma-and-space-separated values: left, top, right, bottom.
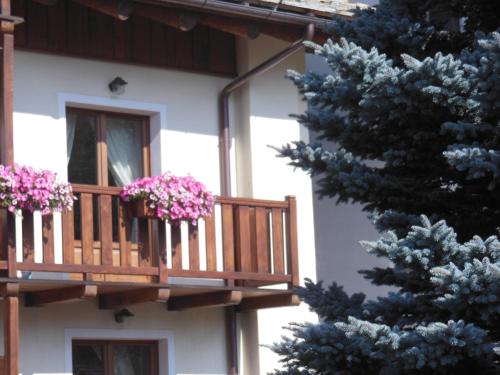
106, 116, 144, 187
67, 112, 97, 185
113, 344, 153, 375
73, 343, 105, 375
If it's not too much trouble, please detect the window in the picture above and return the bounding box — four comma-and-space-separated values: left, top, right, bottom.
66, 108, 151, 243
67, 108, 150, 187
72, 340, 159, 375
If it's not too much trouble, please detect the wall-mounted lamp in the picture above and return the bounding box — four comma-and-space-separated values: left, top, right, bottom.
108, 76, 128, 95
114, 308, 134, 323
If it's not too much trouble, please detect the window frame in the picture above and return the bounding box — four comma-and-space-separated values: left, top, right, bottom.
72, 339, 159, 375
67, 107, 151, 187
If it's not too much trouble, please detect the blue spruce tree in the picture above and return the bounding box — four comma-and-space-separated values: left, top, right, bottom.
272, 1, 499, 374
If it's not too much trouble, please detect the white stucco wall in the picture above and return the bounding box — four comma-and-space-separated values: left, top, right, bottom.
13, 50, 227, 194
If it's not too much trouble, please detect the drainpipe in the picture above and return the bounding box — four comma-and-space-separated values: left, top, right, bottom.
221, 23, 314, 375
219, 22, 315, 196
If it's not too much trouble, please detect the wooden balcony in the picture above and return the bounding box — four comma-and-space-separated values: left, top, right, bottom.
0, 185, 300, 311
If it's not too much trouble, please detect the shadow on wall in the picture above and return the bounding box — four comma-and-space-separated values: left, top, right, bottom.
306, 52, 392, 299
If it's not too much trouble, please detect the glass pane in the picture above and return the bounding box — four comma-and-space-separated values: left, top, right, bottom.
113, 344, 153, 375
73, 344, 105, 375
67, 112, 98, 185
106, 116, 144, 187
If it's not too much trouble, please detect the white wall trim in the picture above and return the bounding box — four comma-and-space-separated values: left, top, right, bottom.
57, 92, 168, 175
57, 92, 167, 118
64, 328, 175, 375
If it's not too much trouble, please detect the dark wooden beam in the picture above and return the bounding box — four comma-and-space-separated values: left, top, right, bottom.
99, 288, 170, 309
168, 290, 242, 311
135, 4, 198, 31
0, 282, 18, 298
72, 0, 133, 21
0, 0, 15, 165
238, 293, 300, 311
199, 13, 260, 39
32, 0, 58, 5
2, 282, 19, 375
25, 285, 98, 307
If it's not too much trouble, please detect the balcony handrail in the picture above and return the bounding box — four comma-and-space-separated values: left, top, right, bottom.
72, 183, 290, 209
1, 184, 299, 289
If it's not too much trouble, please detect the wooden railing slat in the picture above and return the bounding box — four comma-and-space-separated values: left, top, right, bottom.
22, 212, 34, 263
158, 222, 168, 283
0, 210, 7, 262
271, 208, 285, 274
221, 204, 234, 272
99, 195, 113, 266
138, 219, 150, 267
204, 214, 216, 271
80, 193, 94, 266
171, 225, 182, 269
118, 202, 131, 267
188, 223, 200, 271
42, 214, 55, 264
235, 206, 252, 273
285, 196, 299, 287
255, 207, 271, 273
7, 213, 16, 278
61, 210, 75, 264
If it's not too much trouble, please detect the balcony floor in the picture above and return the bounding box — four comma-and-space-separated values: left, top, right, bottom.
0, 278, 299, 311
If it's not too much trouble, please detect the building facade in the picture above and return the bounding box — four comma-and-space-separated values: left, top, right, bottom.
0, 1, 365, 374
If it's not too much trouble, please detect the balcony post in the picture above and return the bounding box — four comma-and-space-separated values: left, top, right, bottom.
0, 0, 18, 165
2, 283, 19, 375
285, 196, 299, 287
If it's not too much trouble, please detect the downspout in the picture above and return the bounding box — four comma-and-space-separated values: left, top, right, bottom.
222, 23, 315, 375
219, 22, 315, 196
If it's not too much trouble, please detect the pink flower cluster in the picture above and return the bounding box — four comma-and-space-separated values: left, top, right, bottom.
0, 164, 75, 215
120, 172, 214, 225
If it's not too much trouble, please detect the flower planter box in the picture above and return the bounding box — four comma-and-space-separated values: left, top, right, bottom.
127, 199, 156, 219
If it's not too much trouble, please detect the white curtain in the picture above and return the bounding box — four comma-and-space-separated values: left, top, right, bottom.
66, 113, 77, 164
106, 118, 142, 185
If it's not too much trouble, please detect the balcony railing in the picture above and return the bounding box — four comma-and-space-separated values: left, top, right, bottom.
0, 184, 299, 289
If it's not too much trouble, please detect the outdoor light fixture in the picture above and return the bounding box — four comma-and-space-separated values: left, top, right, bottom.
114, 308, 134, 323
108, 76, 128, 95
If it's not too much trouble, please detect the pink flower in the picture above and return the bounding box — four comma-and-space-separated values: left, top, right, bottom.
0, 164, 75, 215
121, 172, 214, 224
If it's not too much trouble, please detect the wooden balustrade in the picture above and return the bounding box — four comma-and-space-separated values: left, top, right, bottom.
0, 185, 299, 289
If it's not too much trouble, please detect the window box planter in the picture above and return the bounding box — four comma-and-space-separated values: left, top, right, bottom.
120, 172, 214, 225
127, 199, 156, 219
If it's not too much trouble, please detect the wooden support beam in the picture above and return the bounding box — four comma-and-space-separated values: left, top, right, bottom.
199, 13, 260, 39
72, 0, 133, 21
2, 282, 19, 375
135, 4, 198, 31
32, 0, 58, 5
0, 0, 16, 166
99, 288, 170, 309
168, 290, 242, 311
238, 293, 300, 311
24, 285, 97, 307
0, 283, 18, 298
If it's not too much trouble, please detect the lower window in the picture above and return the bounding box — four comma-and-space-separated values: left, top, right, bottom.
72, 340, 158, 375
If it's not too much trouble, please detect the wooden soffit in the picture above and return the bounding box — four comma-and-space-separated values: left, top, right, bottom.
32, 0, 329, 43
